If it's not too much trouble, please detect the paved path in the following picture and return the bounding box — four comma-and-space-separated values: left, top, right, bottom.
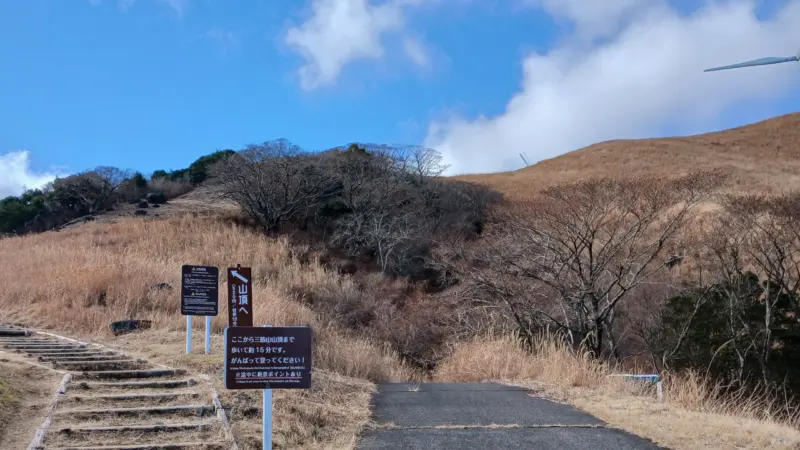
357, 382, 663, 450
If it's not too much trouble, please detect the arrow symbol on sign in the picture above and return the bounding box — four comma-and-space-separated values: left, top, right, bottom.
231, 270, 248, 283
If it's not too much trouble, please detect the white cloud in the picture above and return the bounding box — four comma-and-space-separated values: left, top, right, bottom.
0, 151, 64, 198
525, 0, 659, 41
425, 0, 800, 175
285, 0, 431, 90
403, 36, 429, 66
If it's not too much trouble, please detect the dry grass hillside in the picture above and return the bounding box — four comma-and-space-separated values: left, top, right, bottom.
0, 216, 416, 449
3, 114, 800, 448
1, 212, 798, 449
459, 112, 800, 199
0, 357, 61, 450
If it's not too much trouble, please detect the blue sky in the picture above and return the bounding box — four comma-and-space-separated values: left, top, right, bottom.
2, 0, 800, 197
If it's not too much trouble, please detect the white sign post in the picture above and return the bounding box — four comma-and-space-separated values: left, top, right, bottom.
224, 324, 312, 450
205, 316, 212, 354
263, 324, 273, 450
186, 316, 192, 354
180, 265, 220, 355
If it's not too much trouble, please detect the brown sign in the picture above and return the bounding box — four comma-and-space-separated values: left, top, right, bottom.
227, 266, 253, 327
181, 265, 219, 316
224, 326, 313, 390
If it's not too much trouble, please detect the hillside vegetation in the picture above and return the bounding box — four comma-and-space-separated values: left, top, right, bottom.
3, 114, 800, 448
461, 112, 800, 198
0, 149, 234, 235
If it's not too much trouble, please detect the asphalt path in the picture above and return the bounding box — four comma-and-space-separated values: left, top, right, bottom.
356, 382, 664, 450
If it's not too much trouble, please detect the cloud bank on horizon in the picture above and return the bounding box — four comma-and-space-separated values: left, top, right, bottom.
0, 151, 64, 199
5, 0, 799, 199
287, 0, 800, 175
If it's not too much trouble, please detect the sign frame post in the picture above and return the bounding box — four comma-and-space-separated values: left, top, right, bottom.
181, 265, 220, 355
205, 316, 212, 354
227, 265, 253, 328
263, 324, 272, 450
263, 387, 272, 450
186, 316, 193, 354
223, 325, 312, 450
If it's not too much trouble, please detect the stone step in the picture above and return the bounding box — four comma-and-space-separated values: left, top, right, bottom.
3, 342, 83, 348
0, 338, 49, 343
40, 355, 132, 363
52, 360, 147, 371
53, 422, 214, 434
74, 369, 185, 381
46, 443, 230, 450
46, 421, 224, 448
55, 404, 217, 421
70, 379, 198, 391
0, 328, 30, 336
62, 392, 203, 404
36, 350, 115, 357
12, 347, 90, 354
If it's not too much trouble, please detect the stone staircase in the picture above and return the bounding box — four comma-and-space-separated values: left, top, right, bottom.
0, 324, 235, 450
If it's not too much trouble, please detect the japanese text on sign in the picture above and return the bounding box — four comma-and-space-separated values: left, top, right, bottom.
227, 267, 253, 327
225, 326, 312, 390
181, 265, 219, 316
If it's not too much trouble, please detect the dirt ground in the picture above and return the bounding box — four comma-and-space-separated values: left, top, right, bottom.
0, 351, 63, 450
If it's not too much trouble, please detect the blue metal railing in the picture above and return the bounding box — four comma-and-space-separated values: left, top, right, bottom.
607, 374, 663, 400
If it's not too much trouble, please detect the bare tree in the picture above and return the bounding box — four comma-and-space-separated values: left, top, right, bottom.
329, 146, 409, 216
52, 166, 130, 215
405, 146, 450, 183
458, 171, 726, 357
727, 194, 800, 317
706, 194, 800, 386
211, 140, 340, 233
632, 195, 799, 390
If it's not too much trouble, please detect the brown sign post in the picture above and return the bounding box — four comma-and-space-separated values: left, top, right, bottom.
227, 266, 253, 327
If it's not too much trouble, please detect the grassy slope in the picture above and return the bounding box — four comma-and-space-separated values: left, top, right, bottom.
0, 372, 19, 439
458, 112, 800, 199
0, 357, 62, 449
0, 215, 416, 449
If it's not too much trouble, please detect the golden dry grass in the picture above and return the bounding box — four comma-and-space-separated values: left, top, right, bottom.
0, 215, 417, 449
4, 108, 800, 449
0, 357, 62, 450
0, 367, 19, 440
434, 335, 800, 449
458, 112, 800, 199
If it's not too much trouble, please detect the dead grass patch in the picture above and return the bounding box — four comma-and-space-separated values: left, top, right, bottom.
0, 367, 20, 440
0, 356, 62, 449
434, 335, 800, 450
